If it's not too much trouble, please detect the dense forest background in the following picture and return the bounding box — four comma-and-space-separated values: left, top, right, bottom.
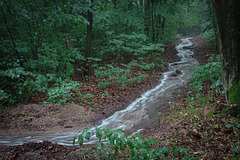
0, 0, 216, 106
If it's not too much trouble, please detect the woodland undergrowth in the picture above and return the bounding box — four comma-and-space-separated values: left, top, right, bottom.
74, 55, 240, 160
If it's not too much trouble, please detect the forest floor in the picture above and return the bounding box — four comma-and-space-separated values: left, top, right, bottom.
0, 38, 179, 136
0, 37, 239, 160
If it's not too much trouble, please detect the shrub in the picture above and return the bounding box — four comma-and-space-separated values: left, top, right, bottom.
95, 64, 149, 89
73, 127, 195, 160
98, 33, 164, 65
189, 54, 223, 96
44, 80, 79, 105
0, 67, 37, 104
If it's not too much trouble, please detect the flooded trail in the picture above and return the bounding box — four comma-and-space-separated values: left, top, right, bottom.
0, 38, 198, 146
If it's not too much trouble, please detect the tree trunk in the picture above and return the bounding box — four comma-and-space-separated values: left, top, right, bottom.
0, 6, 23, 67
151, 0, 155, 42
156, 15, 161, 41
85, 0, 93, 76
139, 0, 143, 8
144, 0, 150, 37
212, 0, 240, 109
22, 0, 38, 60
161, 0, 167, 33
207, 2, 218, 51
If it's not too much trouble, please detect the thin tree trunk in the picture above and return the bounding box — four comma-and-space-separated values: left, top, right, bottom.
139, 0, 143, 8
144, 0, 150, 37
161, 0, 167, 33
208, 2, 218, 51
85, 0, 93, 76
0, 6, 23, 67
22, 0, 38, 60
156, 0, 162, 41
156, 16, 161, 41
151, 0, 155, 42
161, 17, 166, 33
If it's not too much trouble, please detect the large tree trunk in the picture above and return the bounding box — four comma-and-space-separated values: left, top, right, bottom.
212, 0, 240, 108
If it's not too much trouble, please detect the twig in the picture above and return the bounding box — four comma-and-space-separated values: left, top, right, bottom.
217, 101, 238, 107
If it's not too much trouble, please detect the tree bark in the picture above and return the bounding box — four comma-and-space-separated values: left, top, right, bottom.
0, 6, 23, 67
151, 0, 155, 42
85, 0, 93, 76
207, 2, 218, 51
139, 0, 143, 8
161, 0, 167, 33
212, 0, 240, 108
144, 0, 150, 37
22, 0, 38, 60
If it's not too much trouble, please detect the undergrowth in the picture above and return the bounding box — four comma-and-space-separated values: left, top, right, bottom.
74, 127, 195, 160
94, 64, 149, 89
166, 54, 240, 159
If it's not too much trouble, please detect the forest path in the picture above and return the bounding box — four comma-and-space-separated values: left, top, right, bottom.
0, 38, 198, 146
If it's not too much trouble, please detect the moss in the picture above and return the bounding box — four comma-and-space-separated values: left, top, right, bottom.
227, 74, 240, 107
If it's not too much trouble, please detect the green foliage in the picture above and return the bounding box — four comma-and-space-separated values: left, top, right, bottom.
24, 42, 82, 78
130, 73, 149, 84
0, 0, 208, 106
101, 91, 109, 97
83, 93, 94, 100
200, 0, 217, 42
230, 143, 240, 159
44, 80, 79, 105
189, 55, 223, 96
98, 81, 112, 90
227, 75, 240, 106
97, 33, 164, 66
95, 64, 149, 89
0, 0, 88, 105
201, 26, 216, 42
73, 127, 195, 160
0, 67, 40, 103
0, 66, 80, 105
98, 33, 147, 62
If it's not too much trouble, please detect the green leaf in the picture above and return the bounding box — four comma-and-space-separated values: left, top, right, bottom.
140, 149, 148, 155
149, 138, 157, 144
236, 124, 240, 129
128, 137, 135, 149
95, 127, 103, 142
226, 124, 234, 129
110, 134, 116, 144
73, 136, 76, 145
78, 135, 84, 146
131, 148, 138, 160
85, 131, 91, 140
180, 148, 188, 153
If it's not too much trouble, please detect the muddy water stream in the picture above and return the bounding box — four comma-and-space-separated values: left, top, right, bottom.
0, 38, 198, 146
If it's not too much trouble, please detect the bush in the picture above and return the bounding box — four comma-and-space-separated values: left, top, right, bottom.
44, 80, 79, 105
189, 54, 223, 96
0, 67, 37, 104
0, 67, 79, 105
95, 64, 149, 89
73, 127, 195, 160
98, 33, 164, 66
